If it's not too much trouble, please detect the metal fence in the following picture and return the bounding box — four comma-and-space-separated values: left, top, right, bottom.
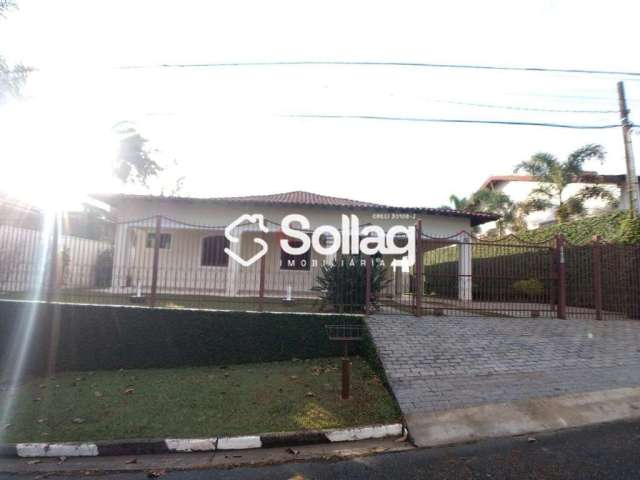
419, 232, 640, 320
0, 215, 638, 320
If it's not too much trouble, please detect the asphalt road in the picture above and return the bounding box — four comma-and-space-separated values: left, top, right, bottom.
3, 419, 640, 479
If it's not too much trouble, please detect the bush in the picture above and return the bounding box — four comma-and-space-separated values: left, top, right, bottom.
313, 255, 390, 313
95, 248, 113, 288
512, 278, 545, 299
616, 213, 640, 245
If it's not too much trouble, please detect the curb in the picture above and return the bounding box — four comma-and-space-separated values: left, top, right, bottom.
0, 423, 404, 458
405, 386, 640, 448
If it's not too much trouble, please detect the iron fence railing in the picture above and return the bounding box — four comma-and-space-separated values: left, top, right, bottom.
0, 215, 638, 319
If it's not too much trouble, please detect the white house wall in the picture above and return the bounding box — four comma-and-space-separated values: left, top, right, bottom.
108, 198, 473, 298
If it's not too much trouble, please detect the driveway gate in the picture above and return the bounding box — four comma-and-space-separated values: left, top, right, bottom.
377, 228, 639, 321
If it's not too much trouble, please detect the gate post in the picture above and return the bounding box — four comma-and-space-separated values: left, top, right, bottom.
592, 235, 603, 321
414, 220, 423, 317
258, 237, 266, 312
149, 215, 162, 307
555, 234, 567, 319
46, 214, 60, 303
365, 254, 372, 314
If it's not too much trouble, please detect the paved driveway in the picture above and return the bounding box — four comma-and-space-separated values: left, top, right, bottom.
366, 315, 640, 415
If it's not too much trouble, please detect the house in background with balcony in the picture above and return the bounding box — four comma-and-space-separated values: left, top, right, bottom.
478, 173, 637, 230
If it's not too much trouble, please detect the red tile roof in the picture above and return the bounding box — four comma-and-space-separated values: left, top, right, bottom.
92, 191, 499, 226
210, 191, 387, 209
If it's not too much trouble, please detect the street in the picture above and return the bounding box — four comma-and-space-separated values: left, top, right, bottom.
3, 419, 640, 479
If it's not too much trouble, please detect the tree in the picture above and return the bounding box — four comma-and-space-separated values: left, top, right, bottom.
0, 0, 15, 14
113, 122, 164, 187
514, 144, 618, 223
0, 1, 28, 104
113, 122, 186, 195
444, 194, 472, 211
0, 58, 28, 104
443, 190, 525, 235
471, 189, 526, 236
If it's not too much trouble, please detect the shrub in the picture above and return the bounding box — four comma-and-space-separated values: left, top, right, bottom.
95, 248, 113, 288
616, 213, 640, 245
313, 255, 390, 313
512, 278, 545, 300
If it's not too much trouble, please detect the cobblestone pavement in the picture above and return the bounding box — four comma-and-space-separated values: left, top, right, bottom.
366, 314, 640, 414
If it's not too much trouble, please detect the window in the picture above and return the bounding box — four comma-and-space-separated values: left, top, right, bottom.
201, 236, 229, 266
280, 239, 311, 271
146, 233, 172, 249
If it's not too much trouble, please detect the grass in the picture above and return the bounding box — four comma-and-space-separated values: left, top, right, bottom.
1, 291, 324, 313
0, 357, 400, 443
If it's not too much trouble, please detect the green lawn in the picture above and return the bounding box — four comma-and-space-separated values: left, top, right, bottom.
0, 289, 323, 313
0, 358, 400, 443
1, 291, 325, 313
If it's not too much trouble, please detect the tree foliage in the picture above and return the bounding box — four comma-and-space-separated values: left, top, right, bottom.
0, 58, 27, 104
113, 123, 164, 187
0, 1, 28, 104
616, 212, 640, 245
0, 0, 16, 17
443, 190, 525, 235
515, 144, 617, 223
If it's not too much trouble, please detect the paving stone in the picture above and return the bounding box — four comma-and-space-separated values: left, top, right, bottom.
366, 314, 640, 415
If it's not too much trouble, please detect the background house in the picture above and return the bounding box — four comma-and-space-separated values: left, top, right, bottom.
478, 173, 635, 230
0, 194, 114, 292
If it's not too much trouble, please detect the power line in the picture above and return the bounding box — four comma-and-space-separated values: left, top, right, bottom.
285, 114, 623, 129
117, 60, 640, 77
426, 99, 618, 114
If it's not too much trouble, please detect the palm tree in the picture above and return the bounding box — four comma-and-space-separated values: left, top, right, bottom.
443, 190, 525, 235
514, 144, 618, 223
444, 194, 472, 211
471, 189, 526, 236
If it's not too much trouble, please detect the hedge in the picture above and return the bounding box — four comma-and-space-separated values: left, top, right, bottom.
423, 212, 632, 266
425, 248, 553, 304
423, 243, 640, 318
517, 211, 629, 245
0, 301, 362, 377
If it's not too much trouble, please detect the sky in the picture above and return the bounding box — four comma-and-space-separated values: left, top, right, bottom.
0, 0, 639, 210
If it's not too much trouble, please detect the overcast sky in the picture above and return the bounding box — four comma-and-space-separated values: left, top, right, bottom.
1, 0, 639, 209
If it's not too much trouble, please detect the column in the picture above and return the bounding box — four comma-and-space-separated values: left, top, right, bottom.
225, 226, 242, 296
112, 223, 129, 288
458, 232, 473, 301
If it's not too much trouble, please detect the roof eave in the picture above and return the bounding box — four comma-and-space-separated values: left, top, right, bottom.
90, 193, 499, 225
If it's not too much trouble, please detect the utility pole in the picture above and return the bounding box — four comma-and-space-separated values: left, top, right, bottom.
617, 81, 640, 215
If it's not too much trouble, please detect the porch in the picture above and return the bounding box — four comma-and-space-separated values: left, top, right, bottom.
109, 216, 413, 305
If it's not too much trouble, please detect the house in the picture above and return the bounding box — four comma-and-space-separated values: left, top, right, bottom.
92, 191, 498, 302
479, 173, 636, 229
0, 195, 113, 292
0, 194, 43, 230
